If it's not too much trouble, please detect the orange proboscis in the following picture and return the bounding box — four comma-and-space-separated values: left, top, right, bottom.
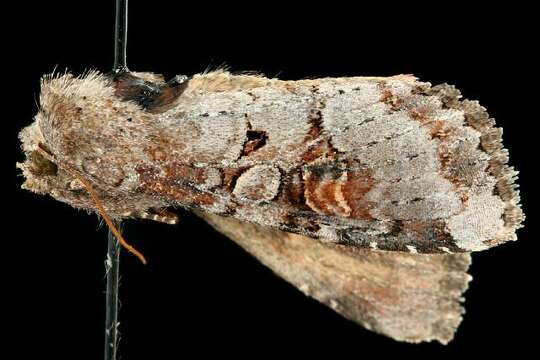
35, 143, 147, 264
65, 167, 148, 265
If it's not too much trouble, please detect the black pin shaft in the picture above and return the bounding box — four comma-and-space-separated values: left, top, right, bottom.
113, 0, 129, 73
104, 223, 122, 360
105, 1, 129, 359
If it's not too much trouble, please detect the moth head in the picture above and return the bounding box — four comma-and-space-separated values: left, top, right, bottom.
18, 72, 146, 214
17, 121, 94, 213
18, 71, 183, 216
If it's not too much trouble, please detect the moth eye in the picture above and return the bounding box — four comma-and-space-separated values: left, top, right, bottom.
28, 150, 58, 176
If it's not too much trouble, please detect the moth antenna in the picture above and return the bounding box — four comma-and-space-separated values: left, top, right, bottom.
65, 167, 147, 265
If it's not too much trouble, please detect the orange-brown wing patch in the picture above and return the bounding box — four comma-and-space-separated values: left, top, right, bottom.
303, 165, 375, 220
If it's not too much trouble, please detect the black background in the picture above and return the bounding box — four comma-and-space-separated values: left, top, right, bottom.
2, 1, 538, 358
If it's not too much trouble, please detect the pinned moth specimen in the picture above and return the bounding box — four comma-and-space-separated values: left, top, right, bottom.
18, 69, 523, 343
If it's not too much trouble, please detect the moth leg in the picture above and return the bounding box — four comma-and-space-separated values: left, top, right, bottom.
123, 209, 179, 224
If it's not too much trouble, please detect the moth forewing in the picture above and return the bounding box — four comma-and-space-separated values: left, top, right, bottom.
18, 70, 523, 255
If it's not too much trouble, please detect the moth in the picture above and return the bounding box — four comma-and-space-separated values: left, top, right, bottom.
17, 69, 523, 342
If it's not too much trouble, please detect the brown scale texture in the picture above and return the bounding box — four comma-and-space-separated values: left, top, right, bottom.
16, 69, 525, 344
341, 168, 375, 220
200, 212, 472, 344
17, 70, 523, 254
